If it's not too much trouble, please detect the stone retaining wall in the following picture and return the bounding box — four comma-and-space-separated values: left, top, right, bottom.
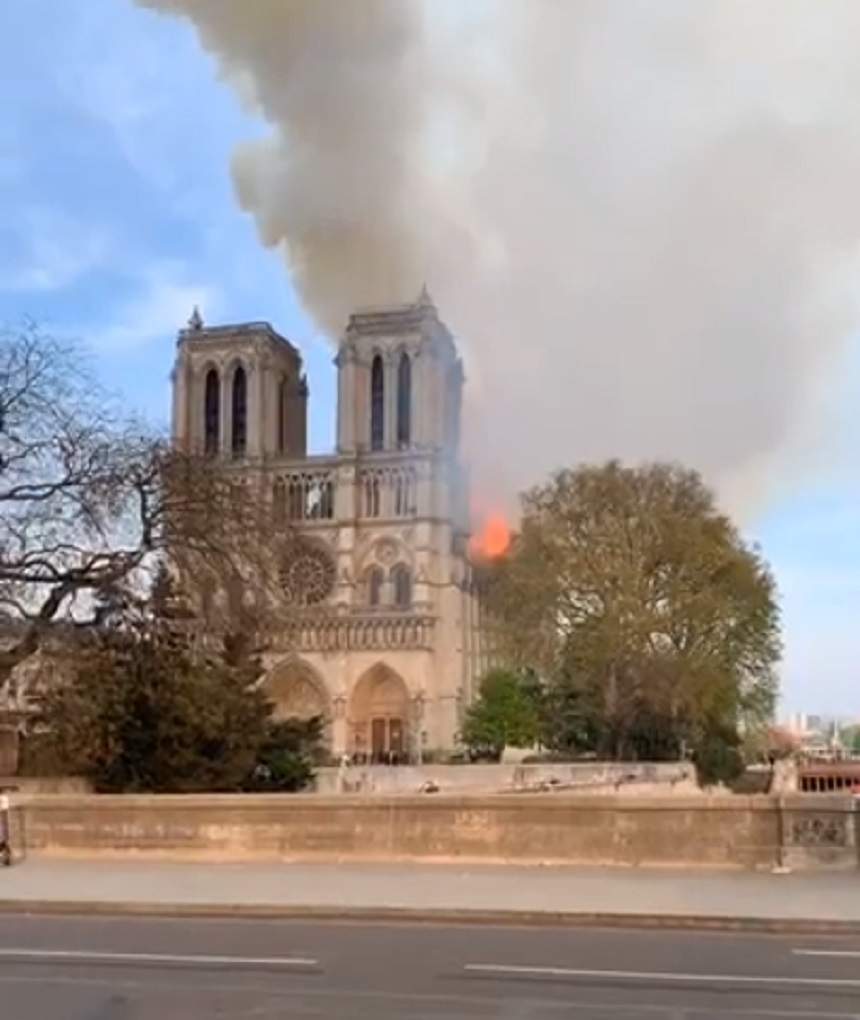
13, 792, 858, 870
314, 761, 698, 795
0, 775, 93, 796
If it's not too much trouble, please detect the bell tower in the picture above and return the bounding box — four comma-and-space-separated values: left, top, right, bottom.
335, 288, 463, 457
172, 308, 308, 460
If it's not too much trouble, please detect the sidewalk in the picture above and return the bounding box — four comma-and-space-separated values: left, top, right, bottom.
1, 858, 859, 933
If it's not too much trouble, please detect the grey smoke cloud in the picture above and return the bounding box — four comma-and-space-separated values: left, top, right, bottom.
140, 0, 860, 513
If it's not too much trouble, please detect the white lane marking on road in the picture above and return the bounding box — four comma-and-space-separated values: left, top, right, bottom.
793, 948, 860, 958
3, 974, 860, 1020
464, 963, 860, 988
0, 949, 317, 968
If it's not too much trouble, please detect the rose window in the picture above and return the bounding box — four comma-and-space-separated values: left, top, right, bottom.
280, 544, 336, 606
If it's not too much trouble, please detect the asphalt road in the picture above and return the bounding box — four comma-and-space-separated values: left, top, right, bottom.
0, 913, 858, 1018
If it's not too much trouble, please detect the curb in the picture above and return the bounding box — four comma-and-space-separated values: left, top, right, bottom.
0, 900, 859, 936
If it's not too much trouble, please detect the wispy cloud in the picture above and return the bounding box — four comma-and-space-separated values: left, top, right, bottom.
0, 207, 112, 293
84, 261, 219, 352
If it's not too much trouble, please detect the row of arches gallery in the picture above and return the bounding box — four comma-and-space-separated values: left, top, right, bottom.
265, 659, 413, 762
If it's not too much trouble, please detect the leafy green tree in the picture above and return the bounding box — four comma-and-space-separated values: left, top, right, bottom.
461, 668, 541, 760
840, 725, 860, 754
36, 581, 273, 792
486, 461, 781, 768
246, 716, 325, 792
531, 671, 596, 757
693, 724, 745, 787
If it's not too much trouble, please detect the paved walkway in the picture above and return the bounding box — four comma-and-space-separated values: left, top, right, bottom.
0, 858, 858, 927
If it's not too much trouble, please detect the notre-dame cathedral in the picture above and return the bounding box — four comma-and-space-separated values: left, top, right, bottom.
170, 290, 489, 761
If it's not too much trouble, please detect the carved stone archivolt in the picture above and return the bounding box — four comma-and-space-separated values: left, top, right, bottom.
357, 534, 413, 574
375, 538, 398, 565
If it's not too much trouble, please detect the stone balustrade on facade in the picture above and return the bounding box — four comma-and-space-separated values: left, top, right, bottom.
277, 611, 436, 653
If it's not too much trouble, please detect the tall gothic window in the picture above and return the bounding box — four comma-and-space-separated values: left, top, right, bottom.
397, 352, 411, 447
367, 566, 384, 607
204, 368, 219, 455
370, 354, 384, 451
392, 563, 412, 609
231, 365, 247, 457
277, 375, 287, 453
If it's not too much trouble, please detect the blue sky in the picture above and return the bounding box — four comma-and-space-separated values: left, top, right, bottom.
0, 0, 336, 446
0, 0, 857, 719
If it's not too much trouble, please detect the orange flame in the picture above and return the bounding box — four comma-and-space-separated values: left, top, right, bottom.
469, 513, 511, 561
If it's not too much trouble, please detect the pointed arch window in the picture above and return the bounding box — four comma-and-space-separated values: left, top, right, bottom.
370, 354, 384, 451
277, 375, 287, 453
204, 368, 220, 455
392, 563, 412, 609
367, 566, 384, 607
397, 352, 411, 447
231, 365, 247, 457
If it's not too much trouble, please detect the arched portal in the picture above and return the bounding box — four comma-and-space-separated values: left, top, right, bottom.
263, 659, 331, 742
349, 663, 410, 763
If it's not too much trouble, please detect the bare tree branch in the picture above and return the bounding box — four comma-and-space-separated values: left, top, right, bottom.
0, 325, 291, 688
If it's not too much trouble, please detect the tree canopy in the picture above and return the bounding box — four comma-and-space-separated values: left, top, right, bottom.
29, 587, 271, 792
485, 461, 781, 772
22, 570, 324, 793
460, 668, 541, 759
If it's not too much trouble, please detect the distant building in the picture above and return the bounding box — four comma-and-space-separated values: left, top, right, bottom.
785, 712, 859, 762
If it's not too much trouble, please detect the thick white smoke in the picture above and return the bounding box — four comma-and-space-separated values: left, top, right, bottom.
141, 0, 860, 513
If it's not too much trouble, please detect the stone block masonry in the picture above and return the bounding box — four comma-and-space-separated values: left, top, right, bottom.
14, 793, 858, 871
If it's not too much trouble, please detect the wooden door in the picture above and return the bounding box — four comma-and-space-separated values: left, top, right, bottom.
389, 717, 404, 757
371, 717, 387, 760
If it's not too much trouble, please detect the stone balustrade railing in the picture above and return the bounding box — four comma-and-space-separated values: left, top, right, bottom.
281, 612, 435, 652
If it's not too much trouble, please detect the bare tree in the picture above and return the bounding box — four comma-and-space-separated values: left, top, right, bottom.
0, 324, 289, 690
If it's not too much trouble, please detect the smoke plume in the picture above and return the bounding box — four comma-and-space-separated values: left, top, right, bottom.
141, 0, 860, 513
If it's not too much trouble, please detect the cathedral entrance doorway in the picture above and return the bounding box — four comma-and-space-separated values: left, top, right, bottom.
263, 658, 331, 748
350, 663, 409, 764
371, 716, 404, 759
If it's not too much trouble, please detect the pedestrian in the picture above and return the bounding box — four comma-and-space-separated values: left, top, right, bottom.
0, 790, 11, 867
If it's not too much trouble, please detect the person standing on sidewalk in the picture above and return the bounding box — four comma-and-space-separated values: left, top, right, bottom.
0, 790, 11, 866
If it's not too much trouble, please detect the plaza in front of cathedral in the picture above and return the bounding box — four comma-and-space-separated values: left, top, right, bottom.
171, 291, 491, 762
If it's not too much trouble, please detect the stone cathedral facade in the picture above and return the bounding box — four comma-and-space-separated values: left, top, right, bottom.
170, 291, 489, 760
